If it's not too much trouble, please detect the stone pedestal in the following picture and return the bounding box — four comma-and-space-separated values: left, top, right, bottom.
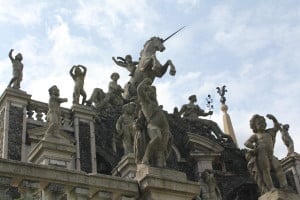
0, 88, 31, 161
28, 135, 76, 169
135, 164, 200, 200
112, 153, 136, 179
72, 104, 97, 173
258, 189, 300, 200
281, 153, 300, 194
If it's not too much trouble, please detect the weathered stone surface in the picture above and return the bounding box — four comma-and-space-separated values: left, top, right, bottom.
258, 189, 300, 200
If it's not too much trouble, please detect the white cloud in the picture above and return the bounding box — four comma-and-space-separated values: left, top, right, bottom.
0, 0, 46, 26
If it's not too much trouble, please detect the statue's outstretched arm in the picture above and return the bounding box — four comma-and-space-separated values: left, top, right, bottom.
69, 65, 76, 78
266, 114, 280, 136
112, 57, 126, 67
8, 49, 14, 62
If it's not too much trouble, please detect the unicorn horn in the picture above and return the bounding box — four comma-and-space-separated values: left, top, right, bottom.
162, 26, 186, 43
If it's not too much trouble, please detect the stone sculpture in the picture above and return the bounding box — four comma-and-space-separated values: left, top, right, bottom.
86, 88, 107, 109
70, 65, 87, 105
112, 55, 138, 76
8, 49, 23, 89
116, 102, 137, 155
136, 78, 172, 167
198, 170, 222, 200
44, 85, 68, 139
279, 124, 294, 156
244, 114, 287, 194
179, 95, 226, 139
105, 72, 124, 106
123, 37, 176, 100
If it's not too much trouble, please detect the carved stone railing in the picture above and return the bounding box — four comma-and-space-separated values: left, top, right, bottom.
0, 158, 138, 200
27, 99, 73, 128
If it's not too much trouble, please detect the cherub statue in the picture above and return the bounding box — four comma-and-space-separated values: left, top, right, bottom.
244, 114, 287, 194
112, 55, 138, 76
70, 65, 87, 105
116, 102, 137, 155
44, 85, 67, 139
179, 95, 226, 139
8, 49, 23, 89
279, 124, 294, 156
136, 78, 172, 167
199, 170, 222, 200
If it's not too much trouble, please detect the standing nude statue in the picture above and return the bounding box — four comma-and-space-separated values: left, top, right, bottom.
179, 95, 226, 139
112, 55, 138, 76
136, 78, 172, 167
279, 124, 294, 156
244, 114, 287, 194
8, 49, 23, 89
44, 85, 68, 139
116, 102, 137, 155
70, 65, 87, 105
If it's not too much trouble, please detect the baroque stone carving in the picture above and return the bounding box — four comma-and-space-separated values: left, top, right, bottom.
116, 102, 137, 155
44, 85, 68, 140
244, 114, 287, 194
179, 95, 227, 139
135, 78, 172, 167
8, 49, 23, 89
279, 124, 295, 156
70, 65, 87, 105
122, 37, 176, 100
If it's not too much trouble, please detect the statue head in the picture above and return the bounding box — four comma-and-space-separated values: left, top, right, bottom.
15, 53, 23, 61
282, 124, 290, 131
125, 55, 132, 62
145, 37, 165, 52
111, 72, 120, 81
188, 95, 197, 103
48, 85, 60, 97
250, 114, 266, 133
74, 66, 82, 75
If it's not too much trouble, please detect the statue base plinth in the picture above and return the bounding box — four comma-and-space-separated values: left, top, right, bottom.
258, 189, 300, 200
28, 136, 76, 169
135, 164, 200, 200
112, 153, 136, 179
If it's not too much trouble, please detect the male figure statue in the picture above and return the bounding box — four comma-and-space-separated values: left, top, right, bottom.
244, 114, 287, 194
136, 78, 172, 167
8, 49, 23, 89
116, 102, 137, 155
179, 95, 226, 139
279, 124, 294, 156
70, 65, 87, 105
105, 72, 124, 106
44, 85, 68, 139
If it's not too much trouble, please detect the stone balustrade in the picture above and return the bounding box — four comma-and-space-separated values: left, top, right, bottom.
0, 158, 138, 200
27, 99, 72, 128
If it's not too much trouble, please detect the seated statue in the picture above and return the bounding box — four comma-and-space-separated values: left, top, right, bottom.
244, 114, 287, 194
179, 95, 226, 139
86, 72, 124, 109
135, 78, 172, 167
44, 86, 68, 139
279, 124, 295, 156
116, 102, 137, 155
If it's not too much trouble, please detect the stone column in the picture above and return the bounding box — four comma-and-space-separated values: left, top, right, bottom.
0, 88, 31, 161
72, 104, 97, 173
221, 104, 238, 147
281, 153, 300, 194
